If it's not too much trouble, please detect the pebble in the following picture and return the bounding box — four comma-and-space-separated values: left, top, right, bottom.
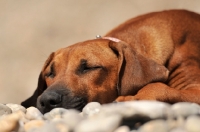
114, 126, 130, 132
185, 115, 200, 132
1, 101, 200, 132
50, 119, 70, 132
170, 127, 187, 132
44, 108, 68, 120
75, 114, 122, 132
28, 122, 59, 132
6, 103, 26, 113
82, 102, 101, 117
26, 107, 43, 120
123, 101, 172, 119
0, 111, 24, 132
0, 104, 12, 117
61, 109, 84, 131
138, 119, 169, 132
100, 103, 137, 119
24, 119, 46, 132
171, 102, 200, 118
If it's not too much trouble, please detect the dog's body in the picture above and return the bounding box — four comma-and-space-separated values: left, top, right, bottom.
22, 10, 200, 113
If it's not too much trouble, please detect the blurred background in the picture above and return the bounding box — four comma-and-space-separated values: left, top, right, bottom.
0, 0, 200, 104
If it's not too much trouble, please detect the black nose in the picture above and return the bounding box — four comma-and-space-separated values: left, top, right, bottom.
38, 90, 62, 113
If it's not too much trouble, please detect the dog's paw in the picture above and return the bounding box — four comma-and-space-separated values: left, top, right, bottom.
115, 96, 136, 102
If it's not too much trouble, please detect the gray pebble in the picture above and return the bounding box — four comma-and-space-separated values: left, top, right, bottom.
114, 126, 130, 132
100, 103, 137, 119
111, 101, 171, 119
28, 122, 59, 132
6, 103, 26, 113
44, 108, 68, 120
24, 119, 46, 132
138, 119, 169, 132
75, 114, 122, 132
49, 119, 70, 132
185, 115, 200, 132
171, 102, 200, 118
0, 104, 12, 117
26, 107, 43, 120
0, 111, 24, 132
82, 102, 101, 117
170, 127, 187, 132
62, 109, 83, 131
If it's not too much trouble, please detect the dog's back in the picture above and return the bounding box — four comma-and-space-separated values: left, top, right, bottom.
106, 10, 200, 67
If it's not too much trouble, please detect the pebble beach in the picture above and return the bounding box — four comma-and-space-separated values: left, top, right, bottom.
0, 101, 200, 132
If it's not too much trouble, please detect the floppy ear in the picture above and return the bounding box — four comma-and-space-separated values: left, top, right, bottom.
109, 41, 169, 96
21, 52, 54, 108
21, 73, 47, 108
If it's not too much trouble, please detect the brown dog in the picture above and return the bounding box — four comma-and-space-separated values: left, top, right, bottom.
22, 9, 200, 113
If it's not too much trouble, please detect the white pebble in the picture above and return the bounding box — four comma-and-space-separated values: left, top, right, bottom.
26, 107, 43, 120
171, 102, 200, 118
44, 108, 68, 120
0, 104, 12, 117
6, 103, 26, 113
185, 115, 200, 132
82, 102, 101, 117
114, 126, 130, 132
75, 114, 122, 132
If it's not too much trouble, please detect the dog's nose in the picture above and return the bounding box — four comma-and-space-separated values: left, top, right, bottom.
39, 90, 62, 111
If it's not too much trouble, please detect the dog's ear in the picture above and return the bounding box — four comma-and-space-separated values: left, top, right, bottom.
109, 41, 169, 96
21, 53, 54, 108
21, 73, 47, 108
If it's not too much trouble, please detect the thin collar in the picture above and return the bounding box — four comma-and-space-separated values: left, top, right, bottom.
96, 35, 121, 43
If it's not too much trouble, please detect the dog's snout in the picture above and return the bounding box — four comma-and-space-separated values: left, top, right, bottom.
39, 91, 62, 111
36, 86, 87, 114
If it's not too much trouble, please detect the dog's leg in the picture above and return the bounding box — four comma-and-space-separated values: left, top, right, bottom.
115, 82, 200, 104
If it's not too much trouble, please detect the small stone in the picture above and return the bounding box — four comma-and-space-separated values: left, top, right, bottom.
170, 127, 187, 132
0, 111, 24, 132
24, 119, 45, 132
100, 101, 171, 122
123, 101, 171, 119
138, 119, 169, 132
26, 107, 43, 120
75, 114, 122, 132
100, 103, 137, 119
50, 119, 70, 132
44, 108, 68, 120
14, 111, 29, 130
171, 102, 200, 118
61, 109, 83, 131
82, 102, 101, 117
185, 115, 200, 132
114, 126, 130, 132
29, 122, 59, 132
0, 104, 12, 117
6, 103, 26, 113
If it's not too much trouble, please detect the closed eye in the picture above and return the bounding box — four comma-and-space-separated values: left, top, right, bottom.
82, 66, 103, 73
77, 59, 103, 74
45, 62, 56, 78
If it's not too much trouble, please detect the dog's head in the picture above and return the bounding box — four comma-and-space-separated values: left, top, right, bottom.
21, 39, 168, 113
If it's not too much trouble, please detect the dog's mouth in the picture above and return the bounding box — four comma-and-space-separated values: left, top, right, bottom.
62, 95, 87, 111
36, 88, 87, 114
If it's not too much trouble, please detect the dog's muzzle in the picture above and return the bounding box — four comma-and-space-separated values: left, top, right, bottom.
36, 85, 87, 114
